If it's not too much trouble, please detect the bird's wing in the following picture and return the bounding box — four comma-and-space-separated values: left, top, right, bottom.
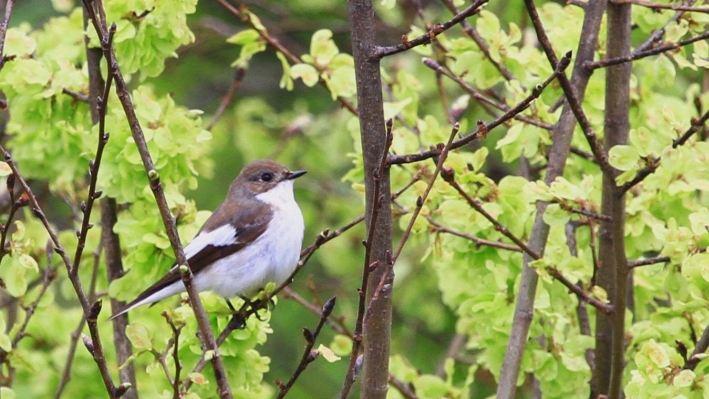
108, 202, 272, 320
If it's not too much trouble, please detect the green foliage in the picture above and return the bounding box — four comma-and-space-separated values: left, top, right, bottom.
3, 0, 709, 397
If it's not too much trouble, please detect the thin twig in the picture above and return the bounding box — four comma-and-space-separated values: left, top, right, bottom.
61, 88, 89, 102
392, 123, 459, 263
162, 312, 185, 399
282, 287, 352, 336
275, 297, 336, 399
561, 204, 612, 222
0, 149, 119, 397
388, 55, 569, 165
422, 58, 553, 130
338, 121, 394, 399
206, 67, 246, 131
439, 0, 516, 82
612, 0, 709, 13
635, 1, 695, 53
0, 179, 21, 258
53, 244, 103, 399
9, 245, 57, 348
215, 0, 358, 115
426, 217, 522, 252
441, 169, 612, 313
524, 1, 614, 180
373, 0, 488, 59
82, 1, 232, 397
0, 0, 16, 71
627, 256, 670, 269
585, 28, 709, 70
620, 107, 709, 194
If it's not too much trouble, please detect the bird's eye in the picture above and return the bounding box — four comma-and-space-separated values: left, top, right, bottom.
260, 172, 273, 182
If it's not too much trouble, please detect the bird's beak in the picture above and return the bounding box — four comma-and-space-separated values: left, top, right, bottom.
287, 170, 307, 180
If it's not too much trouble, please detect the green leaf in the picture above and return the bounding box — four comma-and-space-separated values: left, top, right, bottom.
277, 51, 294, 91
471, 147, 488, 171
317, 344, 342, 362
0, 162, 11, 176
290, 64, 319, 87
18, 254, 38, 272
4, 27, 36, 57
414, 374, 449, 399
226, 29, 260, 45
645, 340, 671, 368
4, 257, 27, 297
126, 323, 153, 350
549, 177, 582, 200
330, 334, 352, 356
0, 332, 11, 352
0, 387, 16, 399
188, 372, 208, 385
674, 369, 695, 388
310, 29, 339, 67
651, 55, 676, 88
383, 99, 413, 120
543, 203, 570, 227
327, 66, 356, 99
608, 145, 639, 171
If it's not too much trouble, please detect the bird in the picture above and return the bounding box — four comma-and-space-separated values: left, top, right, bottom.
108, 159, 306, 320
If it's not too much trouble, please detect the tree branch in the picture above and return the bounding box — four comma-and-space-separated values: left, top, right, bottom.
215, 0, 358, 115
597, 1, 632, 397
275, 297, 336, 399
206, 66, 246, 131
439, 0, 516, 82
585, 28, 709, 70
497, 1, 606, 392
441, 170, 611, 313
81, 1, 232, 397
387, 54, 569, 165
372, 0, 488, 59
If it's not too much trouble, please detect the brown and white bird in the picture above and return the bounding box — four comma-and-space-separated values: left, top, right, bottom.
109, 159, 306, 320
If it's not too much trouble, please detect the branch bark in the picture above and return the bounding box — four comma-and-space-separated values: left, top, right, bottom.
496, 1, 606, 397
81, 1, 232, 397
595, 2, 632, 398
82, 8, 138, 396
342, 1, 393, 398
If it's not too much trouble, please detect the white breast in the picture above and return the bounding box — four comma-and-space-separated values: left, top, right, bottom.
195, 179, 304, 298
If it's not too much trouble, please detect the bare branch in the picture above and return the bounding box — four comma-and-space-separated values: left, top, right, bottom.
388, 54, 569, 165
426, 217, 523, 252
627, 256, 670, 269
439, 0, 517, 82
392, 123, 459, 263
0, 0, 16, 71
585, 29, 709, 70
612, 0, 709, 13
422, 58, 553, 130
373, 0, 488, 59
81, 1, 232, 397
275, 297, 336, 399
441, 169, 612, 314
206, 67, 247, 131
215, 0, 358, 115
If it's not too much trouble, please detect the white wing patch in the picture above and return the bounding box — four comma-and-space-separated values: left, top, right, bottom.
184, 224, 237, 259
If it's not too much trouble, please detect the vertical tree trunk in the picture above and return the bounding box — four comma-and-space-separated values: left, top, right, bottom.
595, 2, 632, 398
497, 2, 606, 397
83, 10, 138, 398
347, 1, 394, 398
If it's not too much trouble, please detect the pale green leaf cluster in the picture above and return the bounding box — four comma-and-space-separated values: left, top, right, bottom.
86, 0, 197, 78
291, 29, 356, 99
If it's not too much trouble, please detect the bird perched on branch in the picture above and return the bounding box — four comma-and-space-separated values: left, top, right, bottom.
109, 159, 306, 320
